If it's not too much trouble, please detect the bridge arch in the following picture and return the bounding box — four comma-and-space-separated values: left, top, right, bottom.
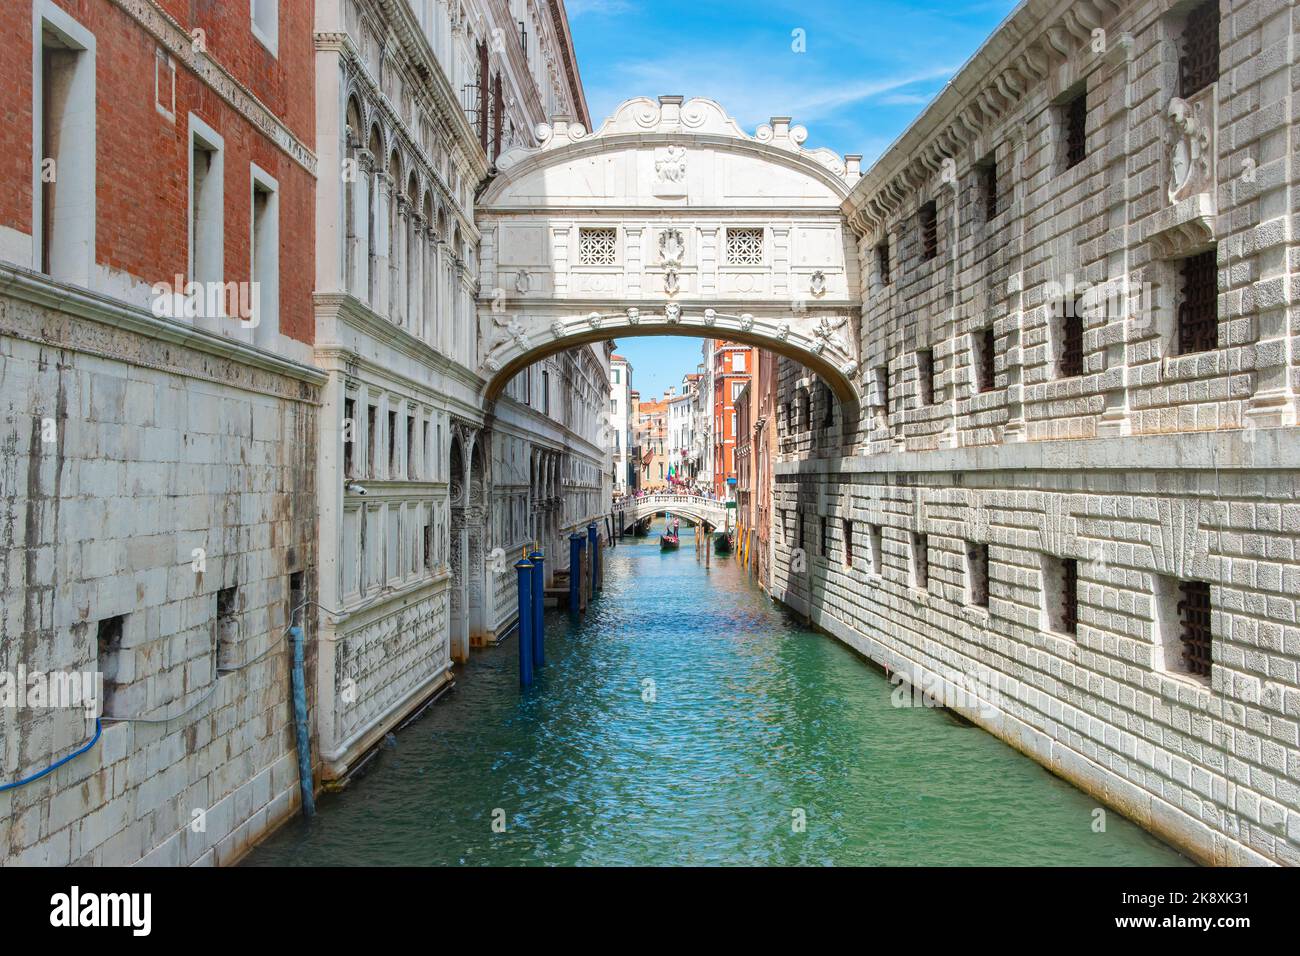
474, 96, 867, 437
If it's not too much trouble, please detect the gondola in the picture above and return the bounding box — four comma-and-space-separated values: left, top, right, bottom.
713, 529, 734, 555
660, 515, 680, 550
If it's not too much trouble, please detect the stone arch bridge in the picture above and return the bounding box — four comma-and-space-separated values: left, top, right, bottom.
473, 95, 867, 439
613, 493, 729, 533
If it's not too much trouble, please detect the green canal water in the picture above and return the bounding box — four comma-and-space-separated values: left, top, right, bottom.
245, 520, 1191, 866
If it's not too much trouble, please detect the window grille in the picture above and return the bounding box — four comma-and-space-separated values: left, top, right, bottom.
578, 227, 617, 266
919, 201, 937, 261
877, 241, 891, 285
1059, 297, 1084, 378
1064, 92, 1087, 169
977, 327, 996, 392
1177, 249, 1218, 354
1179, 0, 1220, 98
1177, 580, 1213, 678
726, 227, 764, 265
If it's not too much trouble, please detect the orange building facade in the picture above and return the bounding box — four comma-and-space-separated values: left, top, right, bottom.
711, 341, 752, 499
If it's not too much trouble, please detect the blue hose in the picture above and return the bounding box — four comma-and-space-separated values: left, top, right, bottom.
0, 718, 102, 792
290, 625, 316, 817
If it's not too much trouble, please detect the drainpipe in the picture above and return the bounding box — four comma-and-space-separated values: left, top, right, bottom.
289, 624, 316, 817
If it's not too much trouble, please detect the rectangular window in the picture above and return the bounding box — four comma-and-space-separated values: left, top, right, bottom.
875, 365, 891, 418
966, 542, 989, 608
1179, 0, 1219, 99
423, 420, 431, 479
250, 165, 279, 347
578, 227, 617, 265
916, 348, 935, 405
407, 415, 417, 479
189, 115, 225, 322
423, 519, 433, 572
910, 532, 929, 590
542, 370, 550, 415
1043, 556, 1079, 636
1156, 576, 1213, 680
251, 0, 279, 56
868, 524, 884, 576
919, 201, 938, 261
820, 516, 829, 559
1177, 248, 1219, 354
732, 352, 746, 373
980, 158, 999, 221
842, 519, 854, 567
387, 409, 398, 476
97, 615, 125, 719
1062, 88, 1087, 170
216, 586, 238, 672
1058, 296, 1084, 378
726, 227, 764, 265
877, 240, 891, 285
38, 9, 96, 284
798, 512, 805, 551
343, 397, 356, 477
366, 405, 377, 477
974, 327, 996, 392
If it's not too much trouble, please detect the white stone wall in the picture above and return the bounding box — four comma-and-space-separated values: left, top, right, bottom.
0, 289, 319, 866
776, 0, 1300, 865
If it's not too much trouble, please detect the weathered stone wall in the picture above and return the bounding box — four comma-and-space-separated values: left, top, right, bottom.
775, 0, 1300, 865
774, 434, 1298, 866
0, 289, 320, 866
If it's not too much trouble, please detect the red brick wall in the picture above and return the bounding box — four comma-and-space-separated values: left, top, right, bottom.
2, 0, 316, 345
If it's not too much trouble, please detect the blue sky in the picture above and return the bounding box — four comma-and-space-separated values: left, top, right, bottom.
565, 0, 1019, 396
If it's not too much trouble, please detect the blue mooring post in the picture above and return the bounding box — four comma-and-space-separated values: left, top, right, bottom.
289, 625, 315, 817
587, 523, 599, 595
568, 533, 583, 612
529, 550, 545, 670
516, 559, 534, 688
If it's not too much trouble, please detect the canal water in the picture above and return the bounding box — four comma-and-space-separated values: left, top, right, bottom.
246, 520, 1190, 866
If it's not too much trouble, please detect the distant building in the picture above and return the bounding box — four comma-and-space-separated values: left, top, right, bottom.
610, 354, 633, 494
712, 341, 752, 499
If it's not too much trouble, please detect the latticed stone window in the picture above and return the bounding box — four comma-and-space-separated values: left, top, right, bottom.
1177, 580, 1213, 679
578, 227, 618, 265
919, 201, 938, 261
725, 227, 764, 265
1177, 248, 1219, 354
1063, 89, 1087, 170
1179, 0, 1220, 99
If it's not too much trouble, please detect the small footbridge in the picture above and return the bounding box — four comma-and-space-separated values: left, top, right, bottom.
613, 493, 728, 533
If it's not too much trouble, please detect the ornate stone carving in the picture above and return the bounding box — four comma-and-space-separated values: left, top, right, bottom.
626, 307, 640, 324
664, 267, 680, 295
550, 320, 566, 338
515, 269, 530, 294
588, 311, 603, 330
703, 308, 717, 326
810, 271, 827, 297
656, 145, 687, 185
739, 313, 754, 332
665, 303, 682, 324
1166, 91, 1214, 203
811, 316, 848, 355
776, 321, 790, 341
659, 228, 685, 265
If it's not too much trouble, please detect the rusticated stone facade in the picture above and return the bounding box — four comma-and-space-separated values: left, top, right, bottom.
775, 0, 1300, 865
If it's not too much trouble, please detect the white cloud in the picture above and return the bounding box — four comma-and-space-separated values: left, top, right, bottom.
588, 55, 956, 137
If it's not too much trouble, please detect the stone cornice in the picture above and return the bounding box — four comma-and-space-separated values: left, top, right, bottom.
842, 0, 1129, 237
0, 265, 325, 398
372, 0, 491, 182
113, 0, 317, 176
314, 291, 486, 395
545, 0, 591, 128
